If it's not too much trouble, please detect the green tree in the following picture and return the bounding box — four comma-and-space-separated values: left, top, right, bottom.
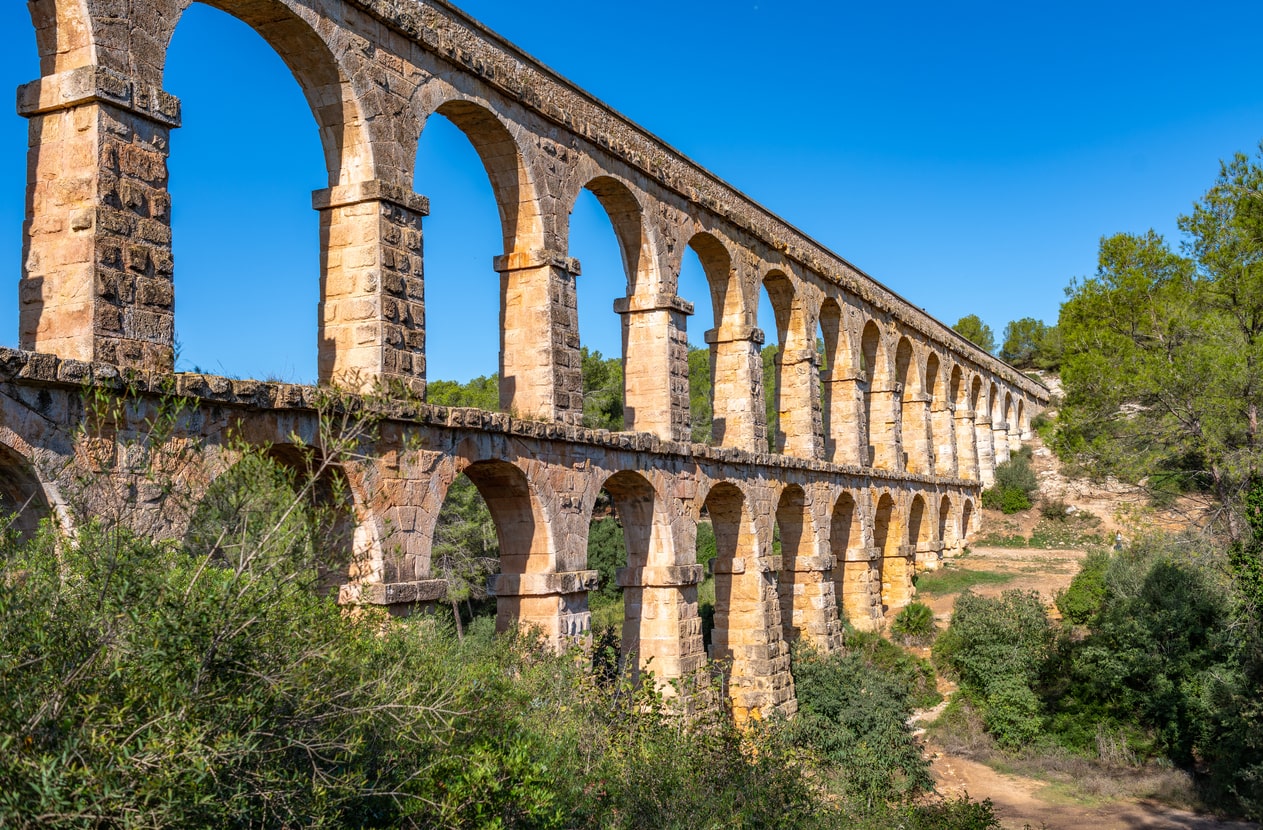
952, 314, 996, 353
427, 374, 500, 410
433, 476, 499, 635
581, 347, 624, 430
1000, 318, 1061, 370
763, 344, 779, 451
687, 345, 713, 443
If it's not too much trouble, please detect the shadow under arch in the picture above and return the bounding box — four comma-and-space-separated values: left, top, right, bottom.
832, 490, 872, 627
701, 480, 788, 721
819, 297, 861, 464
775, 483, 831, 647
455, 458, 556, 634
873, 492, 903, 612
0, 440, 54, 544
939, 494, 955, 550
685, 231, 747, 447
908, 493, 932, 574
862, 320, 895, 469
760, 269, 816, 457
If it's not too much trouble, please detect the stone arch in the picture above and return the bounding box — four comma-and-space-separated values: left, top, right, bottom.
593, 469, 698, 681
939, 495, 955, 547
701, 480, 792, 722
895, 336, 929, 473
572, 175, 654, 298
832, 490, 873, 627
819, 298, 860, 464
862, 320, 895, 468
873, 492, 902, 611
688, 231, 746, 447
426, 99, 544, 257
183, 442, 376, 594
0, 439, 56, 544
776, 483, 833, 648
162, 1, 377, 187
908, 492, 938, 574
962, 498, 976, 541
29, 0, 95, 75
761, 269, 816, 457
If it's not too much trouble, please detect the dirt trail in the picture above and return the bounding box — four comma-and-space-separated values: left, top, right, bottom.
909, 413, 1258, 829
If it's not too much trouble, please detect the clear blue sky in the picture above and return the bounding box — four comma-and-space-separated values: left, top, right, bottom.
1, 1, 1261, 383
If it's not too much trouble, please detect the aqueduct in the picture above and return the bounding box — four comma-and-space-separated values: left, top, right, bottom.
6, 0, 1048, 719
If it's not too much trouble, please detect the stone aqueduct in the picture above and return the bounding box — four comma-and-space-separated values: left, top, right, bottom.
7, 0, 1049, 718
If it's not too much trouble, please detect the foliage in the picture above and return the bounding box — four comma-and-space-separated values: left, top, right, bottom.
891, 601, 937, 645
1055, 549, 1109, 624
982, 454, 1038, 513
581, 347, 624, 431
1055, 141, 1263, 540
1000, 317, 1062, 370
688, 345, 714, 443
586, 515, 626, 606
842, 627, 941, 710
432, 475, 499, 629
934, 590, 1054, 749
789, 643, 934, 814
426, 374, 500, 410
763, 344, 779, 451
695, 519, 717, 568
952, 314, 996, 353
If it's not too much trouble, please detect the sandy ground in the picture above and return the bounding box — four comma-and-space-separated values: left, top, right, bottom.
904, 408, 1259, 829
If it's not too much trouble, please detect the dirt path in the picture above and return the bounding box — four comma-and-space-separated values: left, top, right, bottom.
907, 416, 1259, 828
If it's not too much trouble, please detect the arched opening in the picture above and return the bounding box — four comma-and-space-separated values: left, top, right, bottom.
862, 321, 895, 469
413, 105, 509, 399
586, 471, 679, 679
759, 272, 793, 454
167, 5, 328, 382
873, 493, 898, 611
569, 178, 654, 431
431, 471, 500, 634
909, 493, 934, 573
702, 481, 788, 720
818, 299, 856, 464
678, 234, 730, 444
0, 441, 52, 545
775, 484, 814, 644
951, 365, 973, 480
896, 337, 925, 473
459, 459, 554, 634
185, 445, 360, 594
831, 491, 871, 627
962, 499, 976, 542
925, 352, 945, 475
939, 495, 955, 550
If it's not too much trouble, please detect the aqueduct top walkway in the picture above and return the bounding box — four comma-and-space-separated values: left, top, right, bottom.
8, 0, 1049, 719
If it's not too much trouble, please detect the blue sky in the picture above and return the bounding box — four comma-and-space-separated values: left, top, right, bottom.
2, 1, 1262, 383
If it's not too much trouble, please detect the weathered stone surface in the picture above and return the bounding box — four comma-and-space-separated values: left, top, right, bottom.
14, 0, 1049, 719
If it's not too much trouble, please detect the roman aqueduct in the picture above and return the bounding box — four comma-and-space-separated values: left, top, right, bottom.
7, 0, 1048, 719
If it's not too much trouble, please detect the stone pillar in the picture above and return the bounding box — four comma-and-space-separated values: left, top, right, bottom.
315, 181, 429, 393
932, 399, 958, 476
836, 547, 883, 631
615, 563, 707, 687
955, 408, 979, 481
773, 347, 823, 459
710, 555, 795, 723
705, 324, 765, 452
868, 381, 901, 470
492, 250, 583, 423
18, 66, 180, 370
902, 392, 933, 474
822, 368, 865, 465
976, 417, 997, 486
915, 540, 946, 573
614, 293, 693, 440
777, 553, 844, 653
488, 569, 599, 644
881, 544, 917, 612
993, 421, 1011, 466
1009, 422, 1023, 455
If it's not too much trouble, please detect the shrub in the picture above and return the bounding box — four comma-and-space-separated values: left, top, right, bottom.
1055, 550, 1110, 624
892, 601, 937, 644
983, 456, 1038, 514
1039, 497, 1070, 520
790, 644, 933, 814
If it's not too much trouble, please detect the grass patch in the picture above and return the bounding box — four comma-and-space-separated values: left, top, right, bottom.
914, 567, 1016, 595
972, 532, 1029, 547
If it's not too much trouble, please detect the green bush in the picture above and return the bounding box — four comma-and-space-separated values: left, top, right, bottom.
1055, 550, 1110, 624
982, 456, 1038, 514
892, 601, 937, 644
790, 644, 933, 814
586, 516, 626, 605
